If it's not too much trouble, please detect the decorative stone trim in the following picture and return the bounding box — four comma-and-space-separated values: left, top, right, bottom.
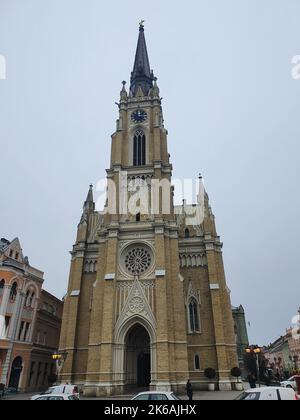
105, 273, 115, 281
185, 281, 201, 304
75, 251, 85, 258
179, 253, 207, 268
154, 226, 164, 235
84, 260, 97, 273
108, 230, 119, 238
205, 243, 214, 251
127, 174, 153, 185
114, 278, 157, 338
155, 269, 166, 277
210, 284, 220, 290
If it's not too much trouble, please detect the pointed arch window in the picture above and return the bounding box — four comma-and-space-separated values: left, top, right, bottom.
184, 228, 190, 238
25, 291, 30, 307
30, 292, 35, 307
189, 298, 200, 333
195, 354, 200, 370
133, 130, 146, 166
10, 282, 18, 301
25, 289, 35, 307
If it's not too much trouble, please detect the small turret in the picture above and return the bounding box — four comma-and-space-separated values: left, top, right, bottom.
83, 184, 95, 214
120, 81, 128, 102
150, 77, 160, 98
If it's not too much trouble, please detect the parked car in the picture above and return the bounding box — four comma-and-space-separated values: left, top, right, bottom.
132, 391, 180, 401
281, 376, 297, 390
30, 384, 79, 400
236, 387, 299, 401
32, 393, 79, 401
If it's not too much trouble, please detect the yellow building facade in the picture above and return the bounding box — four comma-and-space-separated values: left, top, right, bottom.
59, 24, 238, 397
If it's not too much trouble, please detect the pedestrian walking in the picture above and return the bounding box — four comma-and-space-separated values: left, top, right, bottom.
247, 373, 257, 389
264, 372, 271, 387
186, 379, 193, 401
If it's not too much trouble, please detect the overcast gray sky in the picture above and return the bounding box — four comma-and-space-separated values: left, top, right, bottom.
0, 0, 299, 345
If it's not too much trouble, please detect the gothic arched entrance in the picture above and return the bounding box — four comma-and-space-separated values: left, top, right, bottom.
9, 356, 23, 389
125, 324, 151, 389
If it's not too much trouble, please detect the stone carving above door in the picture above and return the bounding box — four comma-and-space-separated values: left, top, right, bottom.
115, 278, 157, 334
129, 296, 145, 313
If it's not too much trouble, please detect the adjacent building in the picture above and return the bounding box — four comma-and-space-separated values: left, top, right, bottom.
263, 336, 291, 376
0, 237, 63, 392
232, 305, 249, 374
263, 309, 300, 376
59, 23, 239, 396
286, 323, 300, 371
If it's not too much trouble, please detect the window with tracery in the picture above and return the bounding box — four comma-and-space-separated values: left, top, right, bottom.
133, 130, 146, 166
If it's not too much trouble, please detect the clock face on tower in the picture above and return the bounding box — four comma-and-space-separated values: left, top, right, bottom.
131, 109, 147, 124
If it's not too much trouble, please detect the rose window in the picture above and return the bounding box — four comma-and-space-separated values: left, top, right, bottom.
124, 247, 152, 275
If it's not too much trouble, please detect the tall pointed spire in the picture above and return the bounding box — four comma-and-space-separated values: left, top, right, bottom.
130, 22, 154, 97
83, 184, 95, 213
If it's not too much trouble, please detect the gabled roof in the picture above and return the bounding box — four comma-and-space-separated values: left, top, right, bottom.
0, 238, 11, 252
0, 237, 23, 257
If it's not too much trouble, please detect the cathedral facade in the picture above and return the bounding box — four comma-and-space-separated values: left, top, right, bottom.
59, 24, 238, 397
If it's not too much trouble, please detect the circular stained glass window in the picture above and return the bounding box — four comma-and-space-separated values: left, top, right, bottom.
124, 247, 152, 275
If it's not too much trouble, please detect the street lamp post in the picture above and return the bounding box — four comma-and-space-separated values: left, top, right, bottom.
253, 348, 262, 387
52, 351, 68, 380
246, 346, 262, 388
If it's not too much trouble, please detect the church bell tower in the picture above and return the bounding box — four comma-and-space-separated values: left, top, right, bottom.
59, 23, 238, 397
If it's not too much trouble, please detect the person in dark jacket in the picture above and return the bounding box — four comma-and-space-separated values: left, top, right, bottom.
264, 372, 271, 387
247, 373, 257, 389
186, 379, 193, 401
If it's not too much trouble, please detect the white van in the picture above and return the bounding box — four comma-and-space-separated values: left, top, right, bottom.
236, 387, 299, 401
30, 384, 79, 400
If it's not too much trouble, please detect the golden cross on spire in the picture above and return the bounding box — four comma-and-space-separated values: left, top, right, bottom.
139, 19, 145, 28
